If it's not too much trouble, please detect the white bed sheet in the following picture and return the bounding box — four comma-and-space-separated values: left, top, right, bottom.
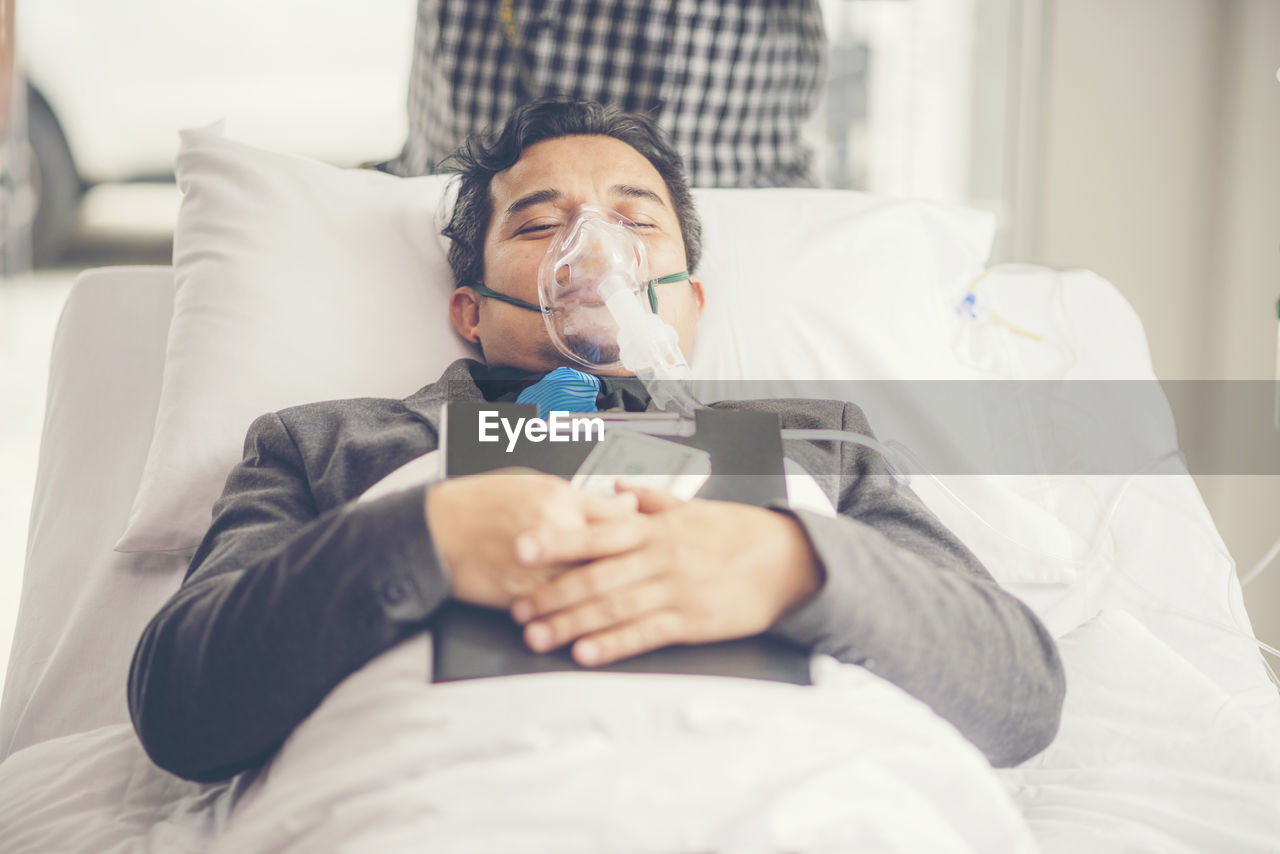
999, 610, 1280, 853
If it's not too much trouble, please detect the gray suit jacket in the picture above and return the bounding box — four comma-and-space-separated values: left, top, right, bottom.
129, 360, 1064, 782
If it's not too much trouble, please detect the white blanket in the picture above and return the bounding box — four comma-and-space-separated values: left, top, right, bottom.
4, 609, 1278, 853
209, 648, 1033, 854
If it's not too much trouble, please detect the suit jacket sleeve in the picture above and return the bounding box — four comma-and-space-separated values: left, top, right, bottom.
768, 402, 1065, 767
128, 412, 452, 783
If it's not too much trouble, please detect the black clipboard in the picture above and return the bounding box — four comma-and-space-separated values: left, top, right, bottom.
431, 402, 811, 686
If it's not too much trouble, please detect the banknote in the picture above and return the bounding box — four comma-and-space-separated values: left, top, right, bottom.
571, 428, 711, 500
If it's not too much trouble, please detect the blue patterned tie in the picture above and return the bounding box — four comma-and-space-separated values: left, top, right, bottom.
516, 366, 602, 418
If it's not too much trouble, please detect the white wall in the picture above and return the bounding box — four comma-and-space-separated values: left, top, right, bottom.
1034, 0, 1280, 653
1198, 0, 1280, 668
1037, 0, 1223, 381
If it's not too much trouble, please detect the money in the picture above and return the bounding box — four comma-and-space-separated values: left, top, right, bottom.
571, 428, 711, 500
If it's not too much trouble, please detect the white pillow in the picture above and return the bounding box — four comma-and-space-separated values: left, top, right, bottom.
116, 126, 467, 552
116, 125, 996, 554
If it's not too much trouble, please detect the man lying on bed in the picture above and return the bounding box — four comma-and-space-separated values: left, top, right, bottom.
128, 97, 1065, 784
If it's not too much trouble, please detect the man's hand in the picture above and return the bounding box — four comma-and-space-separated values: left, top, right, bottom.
425, 469, 638, 609
508, 486, 824, 666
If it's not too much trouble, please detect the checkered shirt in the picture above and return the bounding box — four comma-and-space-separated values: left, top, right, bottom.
389, 0, 826, 188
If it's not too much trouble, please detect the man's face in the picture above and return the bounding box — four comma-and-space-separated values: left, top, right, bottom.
449, 134, 705, 375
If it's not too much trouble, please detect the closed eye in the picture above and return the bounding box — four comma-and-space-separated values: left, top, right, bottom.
516, 223, 560, 236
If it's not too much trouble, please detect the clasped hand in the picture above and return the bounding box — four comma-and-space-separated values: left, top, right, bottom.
426, 469, 822, 667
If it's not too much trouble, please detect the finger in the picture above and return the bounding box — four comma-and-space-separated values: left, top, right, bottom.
571, 610, 686, 666
515, 516, 650, 566
511, 551, 661, 623
521, 579, 672, 652
614, 482, 684, 514
578, 488, 640, 522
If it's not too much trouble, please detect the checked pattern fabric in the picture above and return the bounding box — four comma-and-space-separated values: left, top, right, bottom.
389, 0, 827, 189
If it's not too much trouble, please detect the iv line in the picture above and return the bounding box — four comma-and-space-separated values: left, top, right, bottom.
779, 428, 1279, 685
781, 429, 1181, 570
1243, 531, 1280, 587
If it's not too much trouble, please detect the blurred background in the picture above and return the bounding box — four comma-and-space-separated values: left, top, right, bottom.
1, 0, 1278, 698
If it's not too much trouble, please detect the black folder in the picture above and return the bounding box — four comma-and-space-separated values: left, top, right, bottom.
431, 402, 812, 686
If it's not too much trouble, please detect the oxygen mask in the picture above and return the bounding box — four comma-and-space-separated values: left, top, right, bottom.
537, 205, 675, 371
470, 204, 701, 414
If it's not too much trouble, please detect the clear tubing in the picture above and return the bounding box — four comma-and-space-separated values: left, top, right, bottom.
780, 427, 1278, 682
1242, 532, 1280, 587
780, 429, 915, 486
780, 428, 1178, 570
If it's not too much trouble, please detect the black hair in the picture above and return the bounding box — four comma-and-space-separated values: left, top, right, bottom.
438, 97, 703, 289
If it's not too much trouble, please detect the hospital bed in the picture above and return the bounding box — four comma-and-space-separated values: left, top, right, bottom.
1, 125, 1278, 852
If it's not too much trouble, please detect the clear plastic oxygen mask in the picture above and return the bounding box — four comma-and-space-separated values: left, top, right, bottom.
536, 205, 701, 415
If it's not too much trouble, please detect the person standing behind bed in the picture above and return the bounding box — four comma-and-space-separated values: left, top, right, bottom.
128, 97, 1065, 785
385, 0, 826, 188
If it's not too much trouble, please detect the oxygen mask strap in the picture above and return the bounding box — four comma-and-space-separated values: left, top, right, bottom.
646, 270, 691, 312
468, 284, 546, 313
